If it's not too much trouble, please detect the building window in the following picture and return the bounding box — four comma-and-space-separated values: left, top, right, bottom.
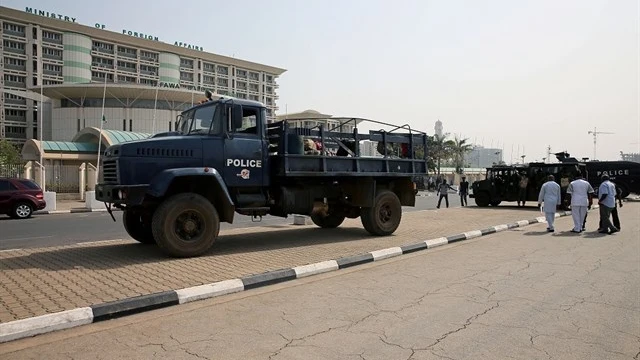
42, 30, 62, 42
2, 22, 26, 34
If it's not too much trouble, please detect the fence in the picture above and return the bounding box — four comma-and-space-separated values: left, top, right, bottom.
45, 164, 80, 193
0, 164, 25, 178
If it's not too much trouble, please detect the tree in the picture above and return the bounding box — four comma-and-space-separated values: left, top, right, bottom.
0, 139, 23, 166
450, 136, 474, 174
429, 134, 455, 175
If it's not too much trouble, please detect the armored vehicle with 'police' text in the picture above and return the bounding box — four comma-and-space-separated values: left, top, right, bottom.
470, 162, 586, 208
95, 95, 428, 257
554, 151, 640, 198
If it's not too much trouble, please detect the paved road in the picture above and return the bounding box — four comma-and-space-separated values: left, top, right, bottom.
2, 205, 637, 359
0, 192, 458, 250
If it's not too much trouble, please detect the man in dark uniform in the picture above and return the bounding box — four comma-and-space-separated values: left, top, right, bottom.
459, 176, 469, 206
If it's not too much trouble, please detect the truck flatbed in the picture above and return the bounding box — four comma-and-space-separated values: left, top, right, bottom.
267, 118, 428, 177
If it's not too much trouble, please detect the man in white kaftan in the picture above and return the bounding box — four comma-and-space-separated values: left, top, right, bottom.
566, 173, 594, 233
538, 175, 561, 232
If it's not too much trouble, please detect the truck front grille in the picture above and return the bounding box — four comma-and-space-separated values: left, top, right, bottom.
101, 160, 118, 184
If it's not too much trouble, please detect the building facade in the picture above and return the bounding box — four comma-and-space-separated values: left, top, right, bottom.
1, 6, 285, 145
464, 146, 503, 168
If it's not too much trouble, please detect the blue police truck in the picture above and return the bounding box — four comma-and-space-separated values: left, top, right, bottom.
95, 96, 428, 257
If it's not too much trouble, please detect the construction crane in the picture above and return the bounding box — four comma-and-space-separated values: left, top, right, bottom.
587, 127, 614, 160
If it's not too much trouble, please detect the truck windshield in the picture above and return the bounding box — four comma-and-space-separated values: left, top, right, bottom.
179, 104, 217, 135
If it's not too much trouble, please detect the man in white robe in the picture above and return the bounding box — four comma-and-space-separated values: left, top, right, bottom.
538, 175, 561, 232
566, 173, 594, 233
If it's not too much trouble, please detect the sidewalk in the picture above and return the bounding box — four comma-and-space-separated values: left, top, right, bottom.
0, 205, 608, 343
3, 209, 636, 359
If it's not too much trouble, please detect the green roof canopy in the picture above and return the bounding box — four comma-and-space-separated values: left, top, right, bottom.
102, 129, 151, 144
42, 141, 99, 153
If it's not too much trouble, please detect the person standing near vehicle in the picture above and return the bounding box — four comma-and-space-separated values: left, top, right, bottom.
566, 173, 594, 233
517, 172, 529, 207
612, 184, 623, 230
459, 176, 469, 206
437, 181, 455, 209
598, 175, 619, 234
538, 175, 561, 232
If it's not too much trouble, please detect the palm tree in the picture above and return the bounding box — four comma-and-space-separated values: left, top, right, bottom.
451, 136, 474, 174
430, 133, 455, 175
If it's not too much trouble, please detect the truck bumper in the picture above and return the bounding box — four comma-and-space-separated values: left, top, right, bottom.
95, 184, 149, 206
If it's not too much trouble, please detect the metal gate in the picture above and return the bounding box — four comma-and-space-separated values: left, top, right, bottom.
45, 164, 80, 193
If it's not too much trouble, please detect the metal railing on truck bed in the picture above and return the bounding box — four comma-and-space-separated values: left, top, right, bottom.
266, 117, 428, 177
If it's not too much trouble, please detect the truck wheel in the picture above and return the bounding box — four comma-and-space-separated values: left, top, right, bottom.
474, 192, 490, 207
152, 193, 219, 258
361, 190, 402, 236
619, 186, 630, 199
311, 212, 346, 228
123, 210, 155, 244
490, 201, 501, 207
344, 206, 361, 219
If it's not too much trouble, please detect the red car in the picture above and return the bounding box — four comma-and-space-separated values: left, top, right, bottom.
0, 177, 47, 219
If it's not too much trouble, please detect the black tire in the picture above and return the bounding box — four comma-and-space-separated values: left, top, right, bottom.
311, 212, 346, 228
152, 193, 219, 258
344, 206, 361, 219
490, 201, 501, 207
474, 192, 490, 207
361, 190, 402, 236
12, 202, 33, 219
619, 186, 630, 199
123, 210, 155, 244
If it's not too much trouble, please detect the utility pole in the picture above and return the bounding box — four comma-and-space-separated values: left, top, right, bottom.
587, 127, 614, 160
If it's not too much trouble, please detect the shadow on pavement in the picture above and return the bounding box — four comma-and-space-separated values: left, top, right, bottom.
0, 226, 382, 271
522, 231, 553, 236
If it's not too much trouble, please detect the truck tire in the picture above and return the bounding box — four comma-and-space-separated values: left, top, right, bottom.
123, 210, 155, 244
490, 201, 501, 207
474, 192, 490, 207
152, 193, 219, 258
311, 212, 346, 228
619, 185, 630, 199
361, 190, 402, 236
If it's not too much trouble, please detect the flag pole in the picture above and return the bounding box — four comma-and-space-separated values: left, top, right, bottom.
39, 55, 45, 192
152, 85, 159, 134
95, 76, 107, 184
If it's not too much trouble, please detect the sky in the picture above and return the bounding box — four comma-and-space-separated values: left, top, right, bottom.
6, 0, 639, 162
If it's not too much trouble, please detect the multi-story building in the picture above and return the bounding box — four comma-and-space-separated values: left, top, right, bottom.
464, 146, 503, 168
0, 6, 285, 146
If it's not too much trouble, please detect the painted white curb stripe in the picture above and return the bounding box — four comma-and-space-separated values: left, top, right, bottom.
517, 220, 529, 227
425, 237, 448, 248
493, 224, 509, 232
176, 279, 244, 304
0, 307, 93, 343
371, 247, 403, 261
293, 260, 339, 278
464, 230, 482, 239
536, 216, 546, 223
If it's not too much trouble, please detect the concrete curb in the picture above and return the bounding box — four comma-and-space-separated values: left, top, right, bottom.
0, 208, 590, 343
34, 208, 122, 215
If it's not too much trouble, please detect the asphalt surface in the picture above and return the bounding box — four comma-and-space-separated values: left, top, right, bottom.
2, 204, 637, 359
0, 192, 462, 250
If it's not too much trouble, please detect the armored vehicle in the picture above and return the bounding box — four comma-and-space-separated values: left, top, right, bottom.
95, 96, 428, 257
555, 152, 639, 198
470, 162, 586, 208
